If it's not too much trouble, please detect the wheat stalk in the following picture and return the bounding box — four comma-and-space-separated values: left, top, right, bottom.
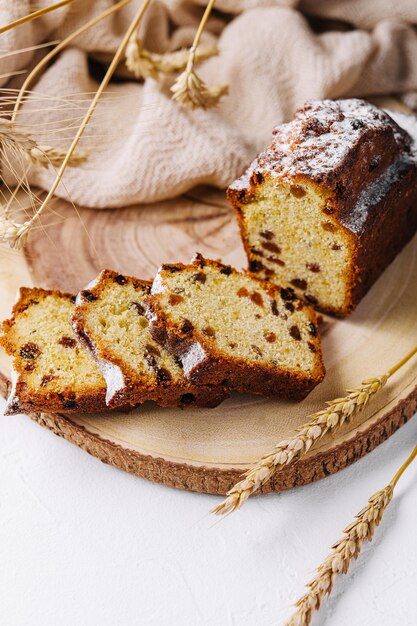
286, 442, 417, 626
125, 35, 218, 80
212, 345, 417, 516
0, 118, 85, 168
171, 0, 228, 109
0, 0, 76, 35
1, 0, 150, 249
12, 0, 134, 120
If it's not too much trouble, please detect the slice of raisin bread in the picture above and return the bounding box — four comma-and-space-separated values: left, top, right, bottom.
70, 270, 228, 408
147, 254, 325, 399
0, 287, 108, 415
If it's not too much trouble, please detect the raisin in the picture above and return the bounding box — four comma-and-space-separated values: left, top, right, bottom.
63, 400, 77, 409
351, 119, 364, 129
285, 302, 295, 312
181, 319, 193, 334
265, 332, 276, 343
169, 293, 184, 305
192, 272, 206, 284
192, 253, 205, 267
260, 230, 274, 240
267, 256, 285, 266
249, 260, 264, 273
291, 278, 307, 290
251, 345, 263, 357
41, 374, 55, 387
130, 301, 146, 316
271, 300, 279, 316
24, 362, 35, 372
58, 336, 77, 348
289, 325, 301, 341
144, 352, 157, 371
173, 355, 183, 369
309, 322, 318, 337
323, 206, 335, 215
203, 326, 215, 337
19, 342, 41, 359
162, 264, 181, 273
290, 185, 306, 198
331, 243, 341, 251
304, 293, 318, 305
114, 274, 127, 285
220, 265, 232, 276
253, 171, 263, 184
81, 290, 96, 302
308, 342, 317, 353
180, 393, 195, 405
280, 287, 296, 301
229, 342, 237, 349
369, 155, 381, 171
322, 221, 336, 232
306, 262, 321, 273
264, 269, 275, 278
237, 287, 249, 297
145, 343, 160, 356
157, 368, 172, 382
261, 241, 281, 254
250, 292, 263, 307
251, 248, 264, 257
70, 296, 76, 303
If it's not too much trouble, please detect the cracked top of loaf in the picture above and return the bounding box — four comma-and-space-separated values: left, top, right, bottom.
229, 99, 417, 234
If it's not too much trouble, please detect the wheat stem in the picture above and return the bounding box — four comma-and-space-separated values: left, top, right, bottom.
6, 0, 151, 247
286, 442, 417, 626
170, 0, 228, 109
12, 0, 134, 121
212, 346, 417, 516
0, 0, 76, 35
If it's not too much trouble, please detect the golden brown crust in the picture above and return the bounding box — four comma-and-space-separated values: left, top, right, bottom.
71, 269, 228, 409
147, 255, 325, 400
0, 287, 109, 415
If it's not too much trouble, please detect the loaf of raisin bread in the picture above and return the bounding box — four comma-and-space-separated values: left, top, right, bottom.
0, 287, 107, 415
227, 99, 417, 316
147, 255, 325, 399
70, 269, 228, 408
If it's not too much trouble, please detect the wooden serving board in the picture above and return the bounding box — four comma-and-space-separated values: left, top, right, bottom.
0, 187, 416, 495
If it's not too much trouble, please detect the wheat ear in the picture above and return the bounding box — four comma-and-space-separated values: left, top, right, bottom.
286, 442, 417, 626
0, 0, 76, 35
212, 345, 417, 516
125, 36, 218, 80
1, 0, 151, 249
171, 0, 228, 109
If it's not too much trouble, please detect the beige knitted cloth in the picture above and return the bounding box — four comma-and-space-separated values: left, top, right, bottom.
2, 0, 417, 208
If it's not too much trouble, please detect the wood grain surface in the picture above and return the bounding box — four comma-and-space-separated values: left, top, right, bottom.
0, 187, 416, 495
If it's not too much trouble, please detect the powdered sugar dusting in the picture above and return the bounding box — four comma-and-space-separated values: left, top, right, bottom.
259, 99, 410, 181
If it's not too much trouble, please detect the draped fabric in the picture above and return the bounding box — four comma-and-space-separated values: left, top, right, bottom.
1, 0, 417, 207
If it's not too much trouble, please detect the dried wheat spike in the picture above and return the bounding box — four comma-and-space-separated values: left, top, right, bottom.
285, 485, 394, 626
0, 218, 31, 249
212, 375, 388, 515
171, 68, 228, 110
125, 34, 218, 80
0, 119, 85, 169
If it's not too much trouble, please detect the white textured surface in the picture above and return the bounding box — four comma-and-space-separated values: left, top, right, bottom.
1, 395, 416, 626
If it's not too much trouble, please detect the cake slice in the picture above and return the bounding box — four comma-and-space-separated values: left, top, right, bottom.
0, 287, 108, 415
70, 269, 228, 408
147, 255, 325, 399
227, 99, 417, 316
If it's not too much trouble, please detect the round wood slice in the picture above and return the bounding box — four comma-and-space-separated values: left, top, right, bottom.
0, 188, 416, 495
